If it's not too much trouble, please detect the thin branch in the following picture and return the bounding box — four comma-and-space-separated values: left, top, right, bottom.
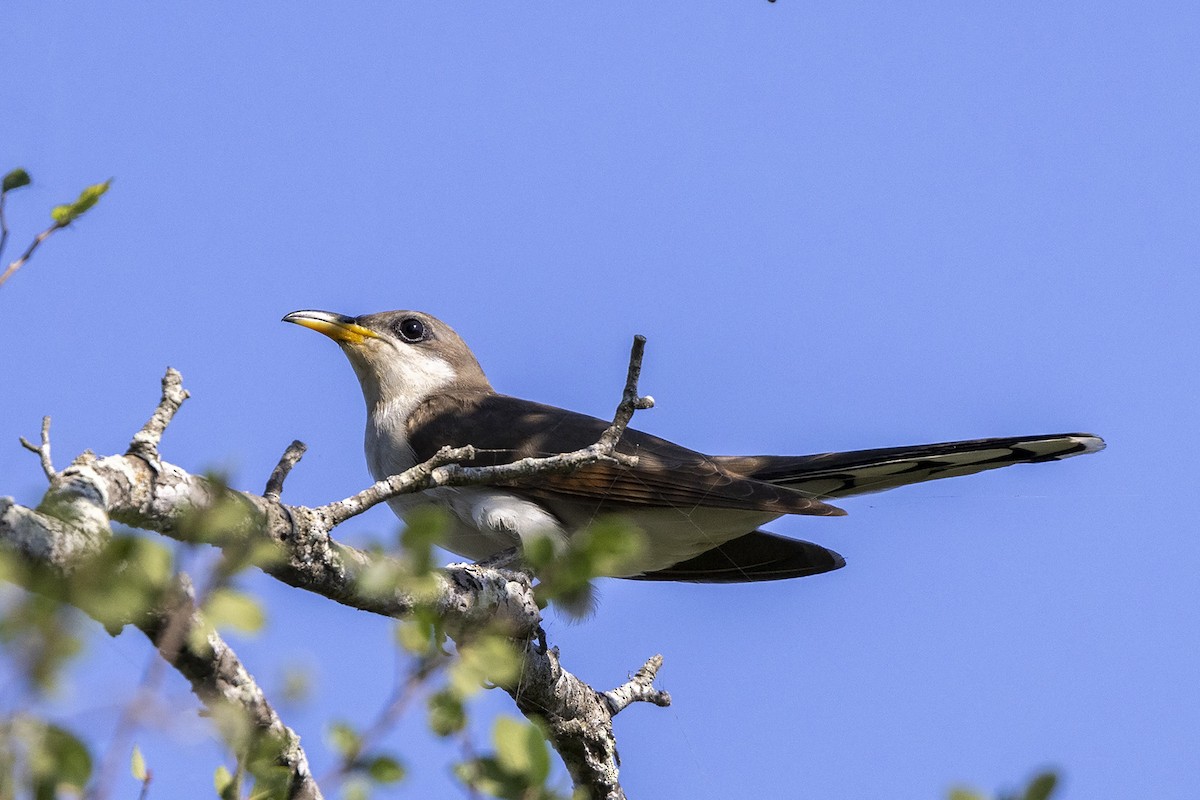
598, 334, 655, 452
264, 440, 308, 502
316, 444, 634, 528
18, 416, 55, 480
127, 368, 189, 462
314, 334, 652, 527
0, 222, 63, 288
602, 654, 671, 716
0, 190, 9, 265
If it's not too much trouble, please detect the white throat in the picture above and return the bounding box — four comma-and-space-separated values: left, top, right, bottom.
355, 348, 457, 482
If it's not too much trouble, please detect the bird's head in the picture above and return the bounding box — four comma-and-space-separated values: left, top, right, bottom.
283, 309, 492, 413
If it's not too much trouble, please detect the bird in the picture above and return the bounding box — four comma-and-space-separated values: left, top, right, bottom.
283, 309, 1104, 583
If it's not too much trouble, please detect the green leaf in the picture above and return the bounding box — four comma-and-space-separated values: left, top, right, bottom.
130, 744, 148, 782
342, 778, 370, 800
395, 620, 434, 654
280, 664, 312, 704
50, 179, 111, 226
948, 791, 985, 800
454, 757, 510, 797
427, 690, 466, 737
357, 557, 406, 598
399, 506, 449, 576
71, 534, 175, 632
42, 724, 93, 790
204, 588, 265, 634
366, 754, 405, 784
213, 765, 235, 798
1023, 772, 1059, 800
492, 716, 550, 785
327, 721, 361, 760
528, 518, 645, 617
2, 168, 30, 193
0, 594, 84, 690
451, 635, 522, 696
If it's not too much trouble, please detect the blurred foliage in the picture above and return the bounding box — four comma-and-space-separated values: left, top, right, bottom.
71, 534, 174, 635
0, 590, 83, 692
358, 507, 451, 604
213, 764, 236, 800
524, 517, 644, 617
950, 770, 1059, 800
454, 716, 566, 800
277, 664, 313, 706
324, 718, 407, 795
0, 716, 92, 799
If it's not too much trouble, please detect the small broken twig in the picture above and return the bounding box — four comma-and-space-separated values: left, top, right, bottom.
598, 334, 655, 452
264, 440, 308, 502
18, 416, 55, 480
127, 368, 190, 462
602, 654, 671, 715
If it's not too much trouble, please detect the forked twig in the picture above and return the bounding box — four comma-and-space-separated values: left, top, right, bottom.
18, 416, 55, 480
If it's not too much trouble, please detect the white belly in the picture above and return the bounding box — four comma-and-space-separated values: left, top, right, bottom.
385, 488, 567, 562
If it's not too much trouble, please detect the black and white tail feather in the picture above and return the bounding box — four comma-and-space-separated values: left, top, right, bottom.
635, 433, 1104, 583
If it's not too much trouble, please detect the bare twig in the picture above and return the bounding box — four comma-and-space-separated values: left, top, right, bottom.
315, 334, 652, 527
597, 334, 655, 452
0, 190, 10, 265
18, 416, 55, 480
602, 654, 672, 716
264, 440, 308, 502
127, 368, 189, 462
0, 222, 63, 288
316, 444, 634, 528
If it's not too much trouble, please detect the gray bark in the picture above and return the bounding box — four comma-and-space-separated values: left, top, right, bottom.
0, 349, 668, 798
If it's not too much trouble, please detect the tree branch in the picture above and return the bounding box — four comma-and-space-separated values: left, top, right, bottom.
602, 654, 672, 716
0, 497, 321, 800
0, 335, 667, 798
264, 440, 308, 502
127, 367, 189, 464
0, 222, 63, 288
19, 416, 56, 480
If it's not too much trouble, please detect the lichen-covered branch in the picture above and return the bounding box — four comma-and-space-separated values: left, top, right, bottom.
602, 654, 672, 716
0, 496, 320, 800
509, 646, 669, 800
0, 335, 667, 798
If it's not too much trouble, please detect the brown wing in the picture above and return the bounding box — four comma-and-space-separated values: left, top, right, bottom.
714, 433, 1104, 499
406, 392, 844, 517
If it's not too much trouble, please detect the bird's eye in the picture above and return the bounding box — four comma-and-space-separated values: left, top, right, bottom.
395, 317, 426, 343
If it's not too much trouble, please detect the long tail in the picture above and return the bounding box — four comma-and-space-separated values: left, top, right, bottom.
714, 433, 1104, 500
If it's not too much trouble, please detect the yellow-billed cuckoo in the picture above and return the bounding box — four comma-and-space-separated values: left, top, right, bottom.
284, 309, 1104, 582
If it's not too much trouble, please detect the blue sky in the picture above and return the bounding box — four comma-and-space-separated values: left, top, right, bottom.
3, 2, 1198, 798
